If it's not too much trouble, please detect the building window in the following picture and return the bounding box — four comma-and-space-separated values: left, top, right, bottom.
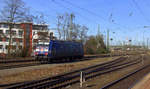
33, 25, 48, 30
33, 45, 36, 49
0, 30, 3, 34
17, 38, 22, 42
33, 39, 38, 43
12, 30, 16, 35
18, 30, 23, 36
18, 46, 22, 49
3, 24, 8, 28
0, 45, 3, 49
5, 45, 8, 49
37, 32, 48, 36
6, 30, 10, 34
19, 39, 22, 42
14, 24, 20, 29
6, 38, 9, 42
0, 38, 2, 41
12, 38, 16, 42
12, 45, 16, 49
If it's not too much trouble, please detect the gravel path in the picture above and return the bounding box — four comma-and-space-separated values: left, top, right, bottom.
131, 72, 150, 89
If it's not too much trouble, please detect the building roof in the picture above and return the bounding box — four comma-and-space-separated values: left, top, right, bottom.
0, 22, 48, 26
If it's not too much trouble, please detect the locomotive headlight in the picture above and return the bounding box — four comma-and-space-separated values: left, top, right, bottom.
36, 49, 40, 51
44, 49, 48, 52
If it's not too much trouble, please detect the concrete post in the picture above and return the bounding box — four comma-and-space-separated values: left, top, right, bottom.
80, 71, 85, 87
141, 54, 144, 65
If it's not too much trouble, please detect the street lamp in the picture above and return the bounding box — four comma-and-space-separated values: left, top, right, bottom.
144, 26, 150, 28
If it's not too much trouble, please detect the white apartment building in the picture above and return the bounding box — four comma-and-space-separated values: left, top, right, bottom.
0, 22, 54, 55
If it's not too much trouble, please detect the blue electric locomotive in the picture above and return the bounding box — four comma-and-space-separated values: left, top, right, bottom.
47, 40, 84, 62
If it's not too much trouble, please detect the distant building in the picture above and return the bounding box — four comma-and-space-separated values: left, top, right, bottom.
0, 22, 54, 55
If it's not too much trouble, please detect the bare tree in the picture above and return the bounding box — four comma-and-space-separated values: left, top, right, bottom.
0, 0, 29, 55
57, 15, 62, 40
56, 13, 70, 40
56, 13, 88, 42
32, 13, 46, 24
62, 14, 68, 40
68, 13, 75, 40
56, 13, 75, 40
79, 25, 88, 43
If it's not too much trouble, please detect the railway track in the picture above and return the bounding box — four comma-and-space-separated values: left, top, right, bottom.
6, 56, 141, 89
0, 52, 143, 70
0, 54, 124, 70
0, 59, 35, 64
0, 53, 137, 64
100, 55, 149, 89
0, 55, 104, 64
0, 58, 40, 70
0, 62, 44, 70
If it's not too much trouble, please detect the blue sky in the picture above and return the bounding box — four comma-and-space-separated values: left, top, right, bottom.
0, 0, 150, 45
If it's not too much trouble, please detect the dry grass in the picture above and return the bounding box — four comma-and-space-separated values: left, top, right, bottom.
0, 56, 119, 85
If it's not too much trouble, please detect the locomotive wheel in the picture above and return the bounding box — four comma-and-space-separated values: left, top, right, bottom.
48, 58, 51, 63
69, 57, 73, 62
35, 57, 39, 60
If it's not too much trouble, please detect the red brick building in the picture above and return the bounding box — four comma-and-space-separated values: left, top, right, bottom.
0, 22, 54, 56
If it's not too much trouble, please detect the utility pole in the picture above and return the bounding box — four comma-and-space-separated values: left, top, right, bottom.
96, 24, 100, 48
98, 24, 100, 35
103, 30, 107, 47
57, 16, 61, 40
143, 31, 145, 49
147, 38, 149, 49
69, 13, 74, 40
107, 29, 109, 50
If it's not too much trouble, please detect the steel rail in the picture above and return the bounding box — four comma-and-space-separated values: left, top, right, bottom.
6, 57, 126, 89
6, 56, 141, 89
100, 60, 149, 89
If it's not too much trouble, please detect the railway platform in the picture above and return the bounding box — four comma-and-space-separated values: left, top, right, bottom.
131, 72, 150, 89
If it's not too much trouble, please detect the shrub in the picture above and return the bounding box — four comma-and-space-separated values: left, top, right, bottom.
84, 35, 108, 54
